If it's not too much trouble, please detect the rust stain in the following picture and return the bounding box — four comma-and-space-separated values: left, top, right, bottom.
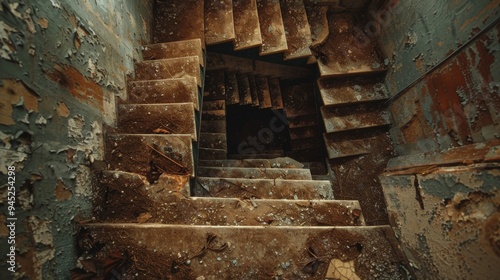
38, 18, 48, 29
0, 214, 8, 237
56, 102, 70, 117
47, 64, 104, 112
474, 36, 495, 83
55, 180, 72, 201
0, 80, 40, 125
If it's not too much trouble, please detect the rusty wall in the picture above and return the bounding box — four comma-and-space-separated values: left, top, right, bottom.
0, 0, 152, 278
373, 0, 500, 155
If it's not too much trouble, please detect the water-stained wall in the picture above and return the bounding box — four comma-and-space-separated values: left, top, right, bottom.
371, 1, 500, 278
0, 0, 152, 278
374, 0, 499, 155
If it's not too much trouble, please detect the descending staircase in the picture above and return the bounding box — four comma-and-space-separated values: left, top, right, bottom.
73, 1, 414, 279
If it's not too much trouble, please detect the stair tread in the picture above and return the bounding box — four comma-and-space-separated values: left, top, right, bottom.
198, 157, 304, 168
142, 39, 204, 67
199, 147, 227, 160
117, 103, 196, 140
199, 133, 227, 150
196, 177, 332, 199
97, 187, 365, 225
318, 77, 389, 106
82, 224, 410, 279
126, 77, 199, 110
205, 0, 235, 45
153, 0, 205, 45
105, 133, 194, 177
288, 114, 318, 128
237, 74, 253, 105
324, 133, 369, 159
204, 70, 226, 101
321, 105, 391, 133
227, 151, 286, 159
202, 100, 226, 111
197, 166, 312, 180
202, 109, 226, 121
248, 75, 260, 106
256, 0, 288, 55
316, 13, 387, 77
290, 125, 321, 140
225, 71, 240, 105
201, 120, 227, 133
306, 5, 329, 47
233, 0, 262, 51
282, 83, 317, 117
280, 0, 313, 60
135, 56, 201, 87
268, 78, 284, 109
255, 76, 273, 109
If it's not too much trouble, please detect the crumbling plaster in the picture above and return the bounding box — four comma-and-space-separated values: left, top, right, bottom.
0, 0, 152, 278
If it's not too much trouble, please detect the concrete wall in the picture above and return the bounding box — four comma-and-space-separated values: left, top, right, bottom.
373, 0, 500, 155
372, 1, 500, 278
0, 0, 152, 278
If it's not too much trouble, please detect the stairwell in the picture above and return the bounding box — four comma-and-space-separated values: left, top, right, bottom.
72, 1, 414, 279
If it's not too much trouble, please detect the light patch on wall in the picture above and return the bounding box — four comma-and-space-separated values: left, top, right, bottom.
0, 80, 40, 125
0, 150, 27, 174
56, 102, 70, 117
75, 165, 93, 197
28, 216, 53, 246
55, 180, 72, 201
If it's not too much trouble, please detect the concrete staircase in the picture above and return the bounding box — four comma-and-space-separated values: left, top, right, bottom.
72, 1, 414, 279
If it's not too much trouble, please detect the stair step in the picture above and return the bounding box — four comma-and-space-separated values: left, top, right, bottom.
291, 137, 323, 150
198, 147, 227, 160
99, 170, 190, 201
117, 103, 196, 140
202, 109, 226, 121
126, 77, 199, 110
288, 114, 318, 128
225, 71, 240, 105
105, 134, 194, 177
200, 133, 227, 150
302, 161, 328, 175
203, 100, 226, 111
142, 39, 204, 67
204, 0, 235, 45
97, 180, 365, 225
256, 0, 288, 55
316, 13, 387, 78
201, 120, 226, 133
306, 5, 329, 47
153, 0, 205, 45
268, 78, 284, 109
197, 167, 312, 180
204, 70, 226, 101
290, 125, 321, 140
198, 157, 304, 168
255, 76, 272, 109
196, 177, 332, 199
81, 224, 410, 279
280, 0, 313, 60
135, 56, 201, 87
324, 133, 371, 159
282, 83, 317, 117
321, 105, 391, 133
227, 151, 285, 159
207, 52, 312, 79
318, 77, 389, 106
233, 0, 262, 50
237, 74, 253, 105
248, 75, 260, 106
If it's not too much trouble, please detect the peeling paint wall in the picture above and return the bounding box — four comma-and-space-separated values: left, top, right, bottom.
375, 0, 500, 155
380, 165, 500, 279
0, 0, 152, 278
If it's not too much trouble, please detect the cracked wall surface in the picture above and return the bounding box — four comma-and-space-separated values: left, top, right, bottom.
0, 0, 152, 278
